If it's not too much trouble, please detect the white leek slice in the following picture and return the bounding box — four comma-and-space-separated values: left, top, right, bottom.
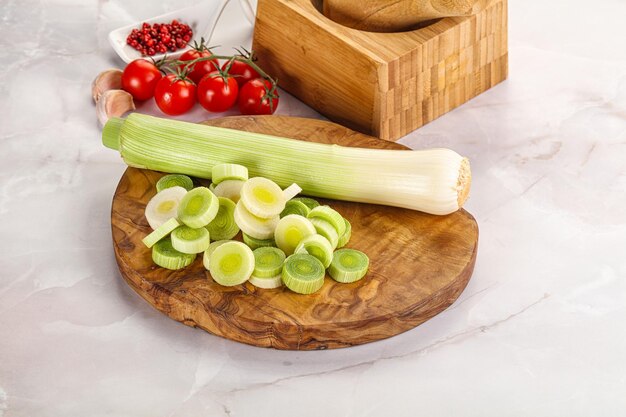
249, 274, 283, 289
202, 240, 230, 270
283, 183, 302, 201
274, 215, 316, 255
240, 177, 286, 218
213, 179, 245, 203
145, 186, 187, 230
234, 200, 279, 240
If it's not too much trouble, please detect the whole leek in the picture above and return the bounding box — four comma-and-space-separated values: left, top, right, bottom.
103, 114, 471, 215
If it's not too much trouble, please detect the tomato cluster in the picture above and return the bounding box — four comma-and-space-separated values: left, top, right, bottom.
120, 45, 279, 116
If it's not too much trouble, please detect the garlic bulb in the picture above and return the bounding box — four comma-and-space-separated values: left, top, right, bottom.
92, 69, 123, 103
96, 90, 135, 126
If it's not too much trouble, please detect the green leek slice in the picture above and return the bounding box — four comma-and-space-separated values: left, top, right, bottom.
202, 240, 230, 270
212, 163, 248, 184
307, 205, 346, 236
177, 187, 219, 228
209, 241, 255, 286
145, 186, 187, 230
336, 218, 352, 248
142, 217, 181, 248
328, 249, 369, 283
294, 234, 333, 268
156, 174, 193, 192
253, 247, 286, 278
152, 238, 196, 270
171, 225, 211, 254
240, 177, 286, 218
213, 179, 245, 203
292, 197, 320, 210
234, 200, 279, 240
242, 233, 276, 250
209, 183, 217, 193
280, 200, 310, 218
309, 218, 339, 250
282, 254, 325, 294
249, 274, 283, 289
206, 197, 239, 241
274, 214, 316, 255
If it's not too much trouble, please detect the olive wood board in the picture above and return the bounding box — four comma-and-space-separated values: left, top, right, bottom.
110, 115, 479, 350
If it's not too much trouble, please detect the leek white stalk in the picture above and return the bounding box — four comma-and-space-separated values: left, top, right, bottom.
103, 114, 471, 215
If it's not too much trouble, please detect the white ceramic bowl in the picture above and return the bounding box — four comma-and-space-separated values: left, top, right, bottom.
108, 0, 230, 63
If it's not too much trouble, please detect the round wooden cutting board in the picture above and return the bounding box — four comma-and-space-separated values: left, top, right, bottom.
111, 116, 478, 350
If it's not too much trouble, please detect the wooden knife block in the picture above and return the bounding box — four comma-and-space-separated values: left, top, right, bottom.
252, 0, 508, 141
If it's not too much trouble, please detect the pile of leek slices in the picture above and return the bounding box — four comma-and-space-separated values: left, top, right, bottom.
141, 164, 369, 294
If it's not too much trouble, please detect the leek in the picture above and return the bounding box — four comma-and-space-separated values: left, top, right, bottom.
103, 114, 471, 215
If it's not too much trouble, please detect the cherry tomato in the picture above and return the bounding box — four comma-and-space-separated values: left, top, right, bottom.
179, 49, 220, 84
197, 72, 239, 113
238, 79, 279, 115
121, 59, 162, 101
153, 74, 196, 115
223, 59, 260, 87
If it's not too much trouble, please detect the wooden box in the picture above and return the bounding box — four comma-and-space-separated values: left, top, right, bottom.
252, 0, 508, 141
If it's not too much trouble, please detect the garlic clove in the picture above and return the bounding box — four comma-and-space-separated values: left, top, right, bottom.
96, 89, 136, 126
92, 69, 123, 103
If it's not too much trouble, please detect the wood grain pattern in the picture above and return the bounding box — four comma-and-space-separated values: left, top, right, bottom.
322, 0, 491, 32
252, 0, 508, 141
111, 116, 479, 350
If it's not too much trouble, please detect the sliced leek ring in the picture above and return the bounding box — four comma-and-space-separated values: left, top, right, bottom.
234, 200, 279, 240
336, 218, 352, 248
145, 186, 187, 230
209, 241, 254, 286
177, 187, 219, 228
206, 197, 240, 241
282, 183, 302, 201
240, 177, 286, 219
328, 249, 369, 283
274, 214, 316, 255
294, 234, 333, 268
292, 197, 320, 210
242, 233, 276, 250
212, 163, 248, 184
280, 200, 310, 218
171, 225, 211, 254
156, 174, 193, 192
282, 253, 325, 294
152, 238, 196, 270
253, 247, 286, 278
213, 179, 245, 203
309, 217, 339, 250
202, 240, 230, 270
307, 205, 346, 236
249, 274, 283, 289
142, 217, 181, 248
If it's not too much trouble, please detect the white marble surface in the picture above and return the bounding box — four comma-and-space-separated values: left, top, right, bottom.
1, 0, 625, 415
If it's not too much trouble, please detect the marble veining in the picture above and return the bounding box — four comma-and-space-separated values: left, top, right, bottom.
1, 0, 625, 415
